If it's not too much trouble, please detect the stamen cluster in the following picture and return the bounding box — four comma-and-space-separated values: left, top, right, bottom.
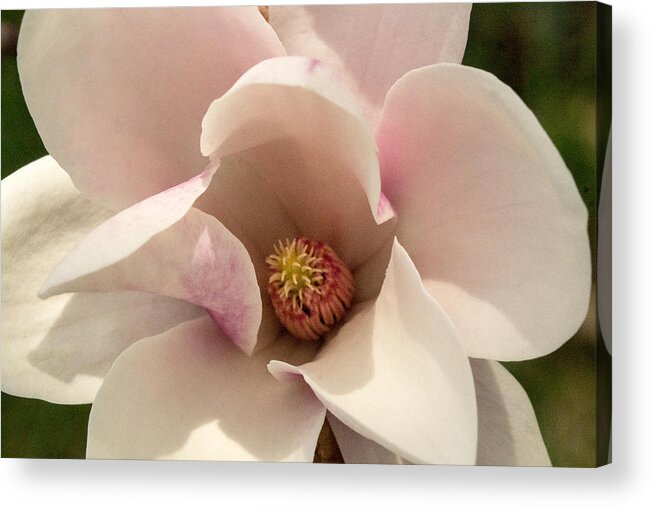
266, 237, 355, 340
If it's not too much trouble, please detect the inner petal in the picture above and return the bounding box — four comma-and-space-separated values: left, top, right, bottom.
198, 57, 397, 274
195, 141, 395, 348
196, 56, 399, 350
240, 138, 393, 270
198, 135, 394, 276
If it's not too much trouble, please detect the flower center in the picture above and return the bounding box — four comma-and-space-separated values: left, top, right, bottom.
266, 237, 355, 340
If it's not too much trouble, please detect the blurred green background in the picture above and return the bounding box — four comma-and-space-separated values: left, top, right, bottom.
1, 4, 610, 466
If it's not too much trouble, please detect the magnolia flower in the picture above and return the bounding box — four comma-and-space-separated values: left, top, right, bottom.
2, 5, 590, 464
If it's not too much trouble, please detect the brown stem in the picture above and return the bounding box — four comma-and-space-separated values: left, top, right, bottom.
313, 417, 344, 463
258, 6, 270, 23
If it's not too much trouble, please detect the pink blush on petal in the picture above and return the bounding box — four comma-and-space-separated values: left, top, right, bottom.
376, 192, 396, 223
308, 58, 322, 73
180, 228, 261, 355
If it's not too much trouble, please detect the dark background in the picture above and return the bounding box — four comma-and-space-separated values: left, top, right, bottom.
1, 3, 610, 466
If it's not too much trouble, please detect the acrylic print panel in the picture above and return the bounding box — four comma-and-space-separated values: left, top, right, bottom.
1, 3, 611, 466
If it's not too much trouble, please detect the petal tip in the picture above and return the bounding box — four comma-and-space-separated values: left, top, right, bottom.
37, 275, 59, 299
374, 192, 396, 224
268, 360, 303, 382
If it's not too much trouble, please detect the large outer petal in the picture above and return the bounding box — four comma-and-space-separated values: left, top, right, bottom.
1, 157, 203, 404
199, 56, 396, 274
328, 359, 552, 466
269, 239, 477, 465
17, 7, 285, 210
471, 359, 551, 466
377, 64, 591, 361
39, 166, 262, 355
87, 314, 325, 461
269, 4, 471, 126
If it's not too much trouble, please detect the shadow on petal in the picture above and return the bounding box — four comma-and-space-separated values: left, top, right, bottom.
28, 291, 204, 384
87, 316, 325, 461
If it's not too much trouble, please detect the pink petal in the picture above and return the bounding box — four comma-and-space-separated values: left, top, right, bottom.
472, 359, 551, 466
1, 156, 203, 404
377, 64, 591, 361
40, 167, 262, 355
87, 315, 325, 461
269, 239, 477, 465
269, 4, 471, 126
18, 7, 285, 210
199, 56, 396, 273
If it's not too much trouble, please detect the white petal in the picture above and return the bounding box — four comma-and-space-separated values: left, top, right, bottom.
377, 64, 591, 361
269, 239, 477, 465
472, 359, 551, 466
18, 7, 285, 210
39, 166, 263, 355
269, 4, 471, 126
1, 157, 203, 404
200, 56, 395, 273
87, 315, 325, 461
